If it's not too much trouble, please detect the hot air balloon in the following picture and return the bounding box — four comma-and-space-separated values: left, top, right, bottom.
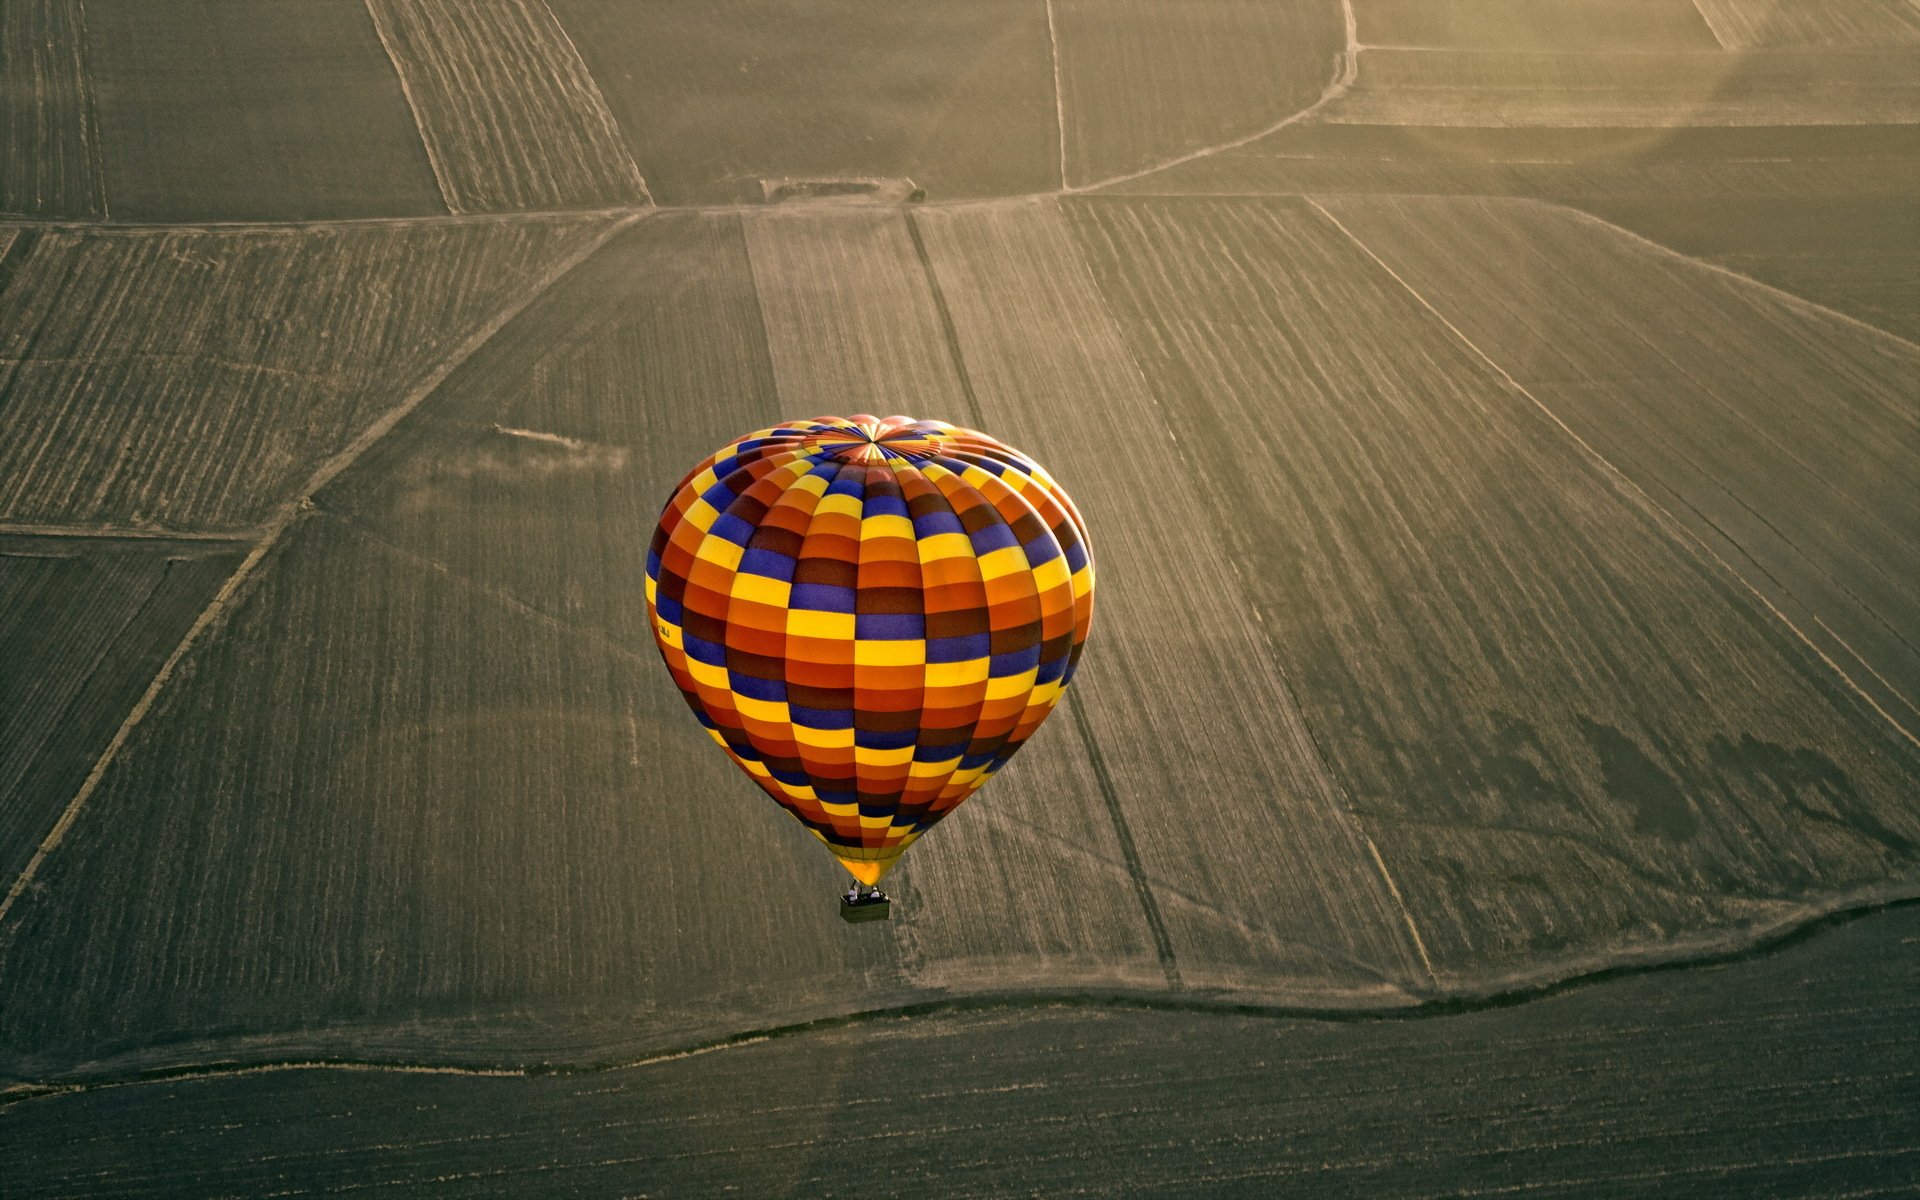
644, 415, 1095, 915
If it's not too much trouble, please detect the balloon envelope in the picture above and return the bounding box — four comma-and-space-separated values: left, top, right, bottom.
645, 415, 1095, 884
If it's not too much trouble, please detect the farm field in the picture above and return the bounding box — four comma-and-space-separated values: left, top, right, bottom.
1692, 0, 1920, 48
7, 901, 1915, 1198
1316, 195, 1920, 733
1322, 46, 1920, 128
5, 195, 1917, 1085
0, 217, 613, 531
0, 511, 909, 1079
1573, 193, 1920, 343
336, 209, 1170, 996
1113, 120, 1920, 341
1062, 194, 1920, 983
81, 0, 442, 221
2, 1, 1917, 1189
546, 1, 1059, 204
908, 201, 1428, 997
1050, 0, 1347, 187
0, 535, 241, 889
1352, 0, 1722, 52
0, 0, 106, 219
363, 0, 649, 213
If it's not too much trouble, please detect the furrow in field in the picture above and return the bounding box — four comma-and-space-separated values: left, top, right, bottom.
1316, 194, 1920, 732
911, 199, 1430, 998
0, 0, 107, 219
1051, 0, 1348, 188
364, 0, 650, 213
0, 217, 613, 531
1064, 194, 1920, 987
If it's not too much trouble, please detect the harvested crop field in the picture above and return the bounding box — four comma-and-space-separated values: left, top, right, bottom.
1062, 194, 1920, 980
0, 217, 613, 531
546, 1, 1060, 204
363, 0, 649, 213
81, 0, 444, 221
0, 535, 241, 890
1352, 0, 1723, 52
7, 901, 1917, 1198
1316, 195, 1920, 733
1323, 46, 1920, 127
1692, 0, 1920, 49
1050, 0, 1348, 187
3, 1, 1916, 1190
0, 0, 106, 219
6, 195, 1916, 1085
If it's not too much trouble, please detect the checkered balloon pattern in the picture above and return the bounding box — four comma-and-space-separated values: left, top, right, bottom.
646, 415, 1096, 885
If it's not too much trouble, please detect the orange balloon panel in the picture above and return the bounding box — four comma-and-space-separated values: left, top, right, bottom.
645, 416, 1095, 884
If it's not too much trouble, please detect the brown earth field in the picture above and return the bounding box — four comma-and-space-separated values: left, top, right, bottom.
7, 900, 1914, 1198
2, 1, 1916, 1191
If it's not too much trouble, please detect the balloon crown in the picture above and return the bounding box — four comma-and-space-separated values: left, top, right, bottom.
797, 414, 947, 464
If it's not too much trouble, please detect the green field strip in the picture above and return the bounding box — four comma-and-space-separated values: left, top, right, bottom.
0, 217, 613, 531
1352, 0, 1722, 52
1323, 45, 1920, 127
0, 0, 107, 220
910, 200, 1431, 1001
82, 0, 443, 222
363, 0, 650, 214
1050, 0, 1347, 189
1693, 0, 1920, 49
1063, 193, 1920, 987
1316, 195, 1920, 733
741, 207, 1184, 996
545, 1, 1059, 205
0, 540, 241, 890
6, 902, 1916, 1197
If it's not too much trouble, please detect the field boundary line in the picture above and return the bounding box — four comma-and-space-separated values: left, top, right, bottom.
1070, 0, 1359, 195
1688, 0, 1736, 51
0, 523, 255, 543
534, 0, 656, 207
362, 0, 460, 214
1362, 832, 1438, 984
1539, 197, 1920, 356
1064, 694, 1183, 988
1045, 0, 1069, 189
1304, 195, 1920, 752
0, 213, 646, 930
